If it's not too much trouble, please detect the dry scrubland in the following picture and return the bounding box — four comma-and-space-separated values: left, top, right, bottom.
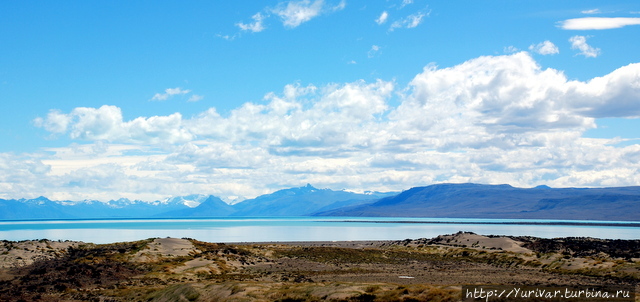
0, 232, 638, 301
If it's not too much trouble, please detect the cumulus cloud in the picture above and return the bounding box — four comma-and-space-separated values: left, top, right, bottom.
236, 12, 267, 32
35, 105, 193, 144
40, 53, 638, 148
151, 87, 191, 101
186, 80, 393, 154
376, 11, 389, 24
23, 53, 640, 201
390, 52, 596, 154
569, 35, 601, 58
33, 109, 71, 134
564, 63, 640, 117
529, 41, 559, 55
559, 17, 640, 30
67, 105, 126, 140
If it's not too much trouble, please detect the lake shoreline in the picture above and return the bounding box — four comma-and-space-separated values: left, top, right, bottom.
2, 217, 639, 243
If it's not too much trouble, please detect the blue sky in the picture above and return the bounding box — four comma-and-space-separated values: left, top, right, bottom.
1, 0, 640, 202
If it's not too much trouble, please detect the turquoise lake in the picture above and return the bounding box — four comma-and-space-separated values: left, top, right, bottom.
1, 217, 639, 244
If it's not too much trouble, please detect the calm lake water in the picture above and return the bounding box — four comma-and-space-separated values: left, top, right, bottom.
0, 217, 639, 244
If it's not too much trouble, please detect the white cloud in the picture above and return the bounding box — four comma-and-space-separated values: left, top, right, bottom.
151, 87, 191, 101
67, 105, 126, 141
217, 33, 237, 41
126, 113, 194, 144
503, 46, 519, 54
231, 0, 345, 37
236, 12, 267, 32
563, 62, 640, 117
376, 11, 388, 25
0, 153, 51, 199
390, 10, 428, 31
581, 9, 601, 14
390, 52, 595, 151
559, 17, 640, 30
24, 53, 640, 201
33, 109, 71, 134
35, 105, 194, 144
272, 0, 327, 28
569, 35, 601, 58
330, 0, 346, 12
529, 41, 559, 55
188, 94, 204, 102
406, 13, 425, 28
367, 45, 380, 58
400, 0, 413, 9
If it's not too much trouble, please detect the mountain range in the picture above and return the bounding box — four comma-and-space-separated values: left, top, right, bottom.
1, 183, 639, 221
315, 183, 640, 220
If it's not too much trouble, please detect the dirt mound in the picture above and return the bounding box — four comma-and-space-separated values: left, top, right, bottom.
133, 238, 199, 262
428, 231, 532, 253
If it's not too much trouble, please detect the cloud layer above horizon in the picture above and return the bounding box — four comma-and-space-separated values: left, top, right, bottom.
559, 17, 640, 30
8, 52, 638, 202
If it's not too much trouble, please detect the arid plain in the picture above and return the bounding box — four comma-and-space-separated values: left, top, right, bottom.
1, 232, 638, 301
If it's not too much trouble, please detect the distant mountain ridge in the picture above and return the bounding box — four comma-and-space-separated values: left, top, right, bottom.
0, 194, 210, 220
230, 184, 392, 216
315, 183, 640, 221
0, 185, 391, 220
155, 195, 236, 218
1, 183, 639, 221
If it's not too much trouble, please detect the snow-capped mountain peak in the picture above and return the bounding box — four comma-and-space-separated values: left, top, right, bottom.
163, 194, 211, 208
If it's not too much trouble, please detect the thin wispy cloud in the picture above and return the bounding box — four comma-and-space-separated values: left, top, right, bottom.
368, 45, 381, 58
272, 0, 325, 28
331, 0, 346, 12
237, 12, 267, 32
529, 41, 559, 55
188, 95, 204, 102
504, 46, 519, 54
216, 33, 236, 41
569, 35, 600, 58
271, 0, 345, 28
151, 87, 191, 101
228, 0, 346, 39
559, 17, 640, 30
399, 0, 413, 9
581, 9, 601, 15
389, 10, 429, 31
